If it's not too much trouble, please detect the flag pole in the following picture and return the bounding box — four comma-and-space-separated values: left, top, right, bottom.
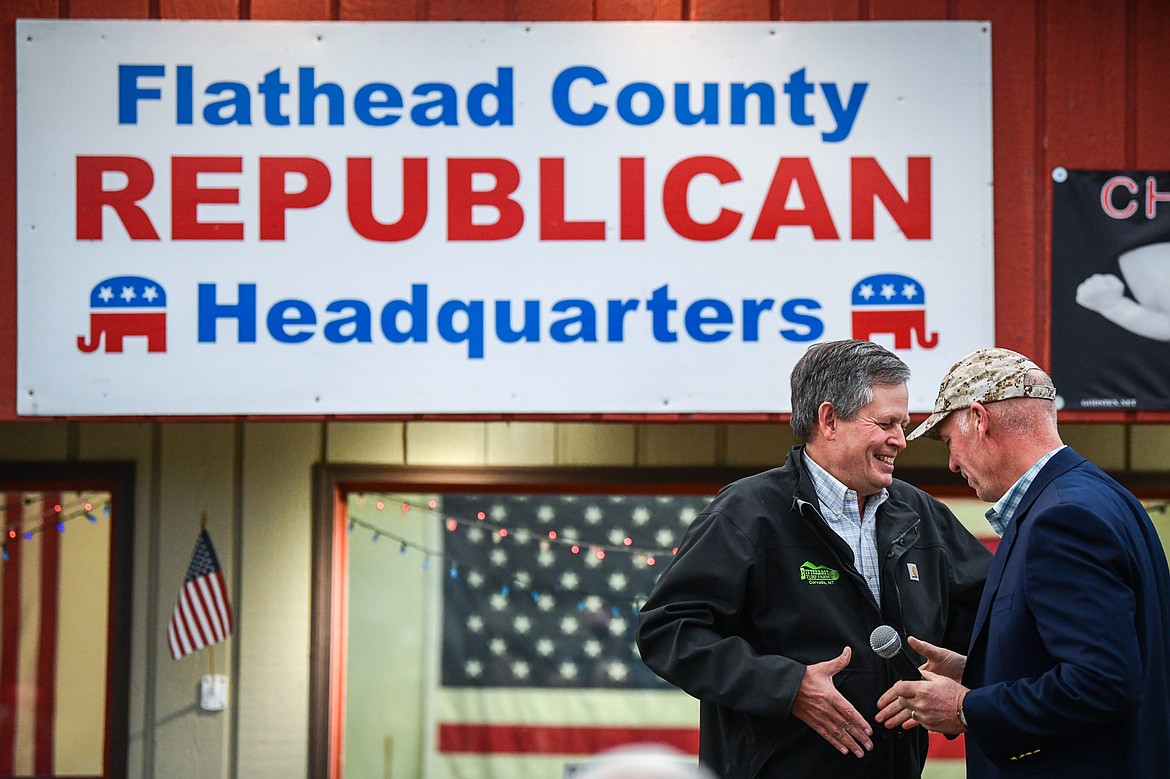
201, 511, 215, 677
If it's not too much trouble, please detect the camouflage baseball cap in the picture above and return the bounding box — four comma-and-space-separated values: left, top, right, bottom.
907, 348, 1057, 440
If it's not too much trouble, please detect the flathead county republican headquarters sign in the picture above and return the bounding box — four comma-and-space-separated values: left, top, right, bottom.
16, 20, 992, 416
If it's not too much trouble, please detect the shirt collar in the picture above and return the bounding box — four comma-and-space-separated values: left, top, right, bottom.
802, 450, 888, 519
985, 446, 1065, 536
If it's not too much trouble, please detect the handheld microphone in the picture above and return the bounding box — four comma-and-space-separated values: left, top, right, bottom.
869, 625, 922, 680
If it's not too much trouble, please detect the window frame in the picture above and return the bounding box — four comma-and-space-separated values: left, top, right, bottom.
0, 461, 135, 779
309, 463, 758, 778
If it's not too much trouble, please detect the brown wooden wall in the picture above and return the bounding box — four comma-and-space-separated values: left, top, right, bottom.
2, 0, 1168, 421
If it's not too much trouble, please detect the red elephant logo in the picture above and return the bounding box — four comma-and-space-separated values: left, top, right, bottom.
77, 275, 167, 353
851, 273, 938, 350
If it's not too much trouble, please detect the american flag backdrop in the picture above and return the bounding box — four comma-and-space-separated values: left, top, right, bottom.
432, 492, 712, 777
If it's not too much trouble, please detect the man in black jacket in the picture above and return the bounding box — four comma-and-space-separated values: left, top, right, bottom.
636, 339, 992, 778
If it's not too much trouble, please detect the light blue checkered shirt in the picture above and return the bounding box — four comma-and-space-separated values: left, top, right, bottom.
984, 446, 1066, 536
803, 452, 887, 605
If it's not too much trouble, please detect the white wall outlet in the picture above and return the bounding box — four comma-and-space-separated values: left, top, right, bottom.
200, 674, 228, 711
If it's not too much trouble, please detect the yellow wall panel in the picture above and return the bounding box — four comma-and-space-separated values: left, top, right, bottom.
1131, 425, 1170, 472
406, 422, 487, 466
556, 424, 636, 466
486, 422, 556, 465
638, 424, 719, 467
326, 421, 406, 464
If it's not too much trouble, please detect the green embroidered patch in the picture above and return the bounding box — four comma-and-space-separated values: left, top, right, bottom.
800, 561, 840, 584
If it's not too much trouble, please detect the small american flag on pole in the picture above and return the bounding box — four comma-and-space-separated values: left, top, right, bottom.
168, 527, 233, 660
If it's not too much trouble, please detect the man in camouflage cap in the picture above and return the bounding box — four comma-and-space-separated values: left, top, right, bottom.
875, 347, 1170, 779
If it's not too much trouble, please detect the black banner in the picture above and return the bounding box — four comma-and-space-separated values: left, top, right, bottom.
1051, 169, 1170, 410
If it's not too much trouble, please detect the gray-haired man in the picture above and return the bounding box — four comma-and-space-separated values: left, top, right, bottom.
637, 339, 991, 779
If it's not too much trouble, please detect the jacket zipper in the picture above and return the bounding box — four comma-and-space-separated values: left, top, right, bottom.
884, 520, 921, 642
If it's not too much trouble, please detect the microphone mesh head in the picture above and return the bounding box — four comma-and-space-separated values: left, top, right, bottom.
869, 625, 901, 659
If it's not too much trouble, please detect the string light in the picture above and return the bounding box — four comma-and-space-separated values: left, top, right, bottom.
354, 496, 680, 561
345, 492, 689, 608
0, 492, 111, 562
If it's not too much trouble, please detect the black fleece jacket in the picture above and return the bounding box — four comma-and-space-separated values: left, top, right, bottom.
636, 446, 991, 779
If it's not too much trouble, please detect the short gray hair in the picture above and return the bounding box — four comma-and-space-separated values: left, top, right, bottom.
790, 340, 911, 441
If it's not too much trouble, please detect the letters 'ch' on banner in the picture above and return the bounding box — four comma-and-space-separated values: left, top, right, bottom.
1051, 169, 1170, 410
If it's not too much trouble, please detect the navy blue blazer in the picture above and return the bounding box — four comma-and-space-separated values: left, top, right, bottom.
961, 447, 1170, 778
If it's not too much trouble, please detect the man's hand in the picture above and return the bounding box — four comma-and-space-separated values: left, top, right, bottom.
791, 646, 874, 758
907, 635, 966, 681
875, 671, 968, 735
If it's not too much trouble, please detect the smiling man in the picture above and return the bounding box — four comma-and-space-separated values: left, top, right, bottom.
636, 339, 992, 779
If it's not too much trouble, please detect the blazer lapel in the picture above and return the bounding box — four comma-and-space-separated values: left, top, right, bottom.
968, 513, 1021, 647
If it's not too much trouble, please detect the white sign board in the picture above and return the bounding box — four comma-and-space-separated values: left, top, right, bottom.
17, 20, 993, 415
